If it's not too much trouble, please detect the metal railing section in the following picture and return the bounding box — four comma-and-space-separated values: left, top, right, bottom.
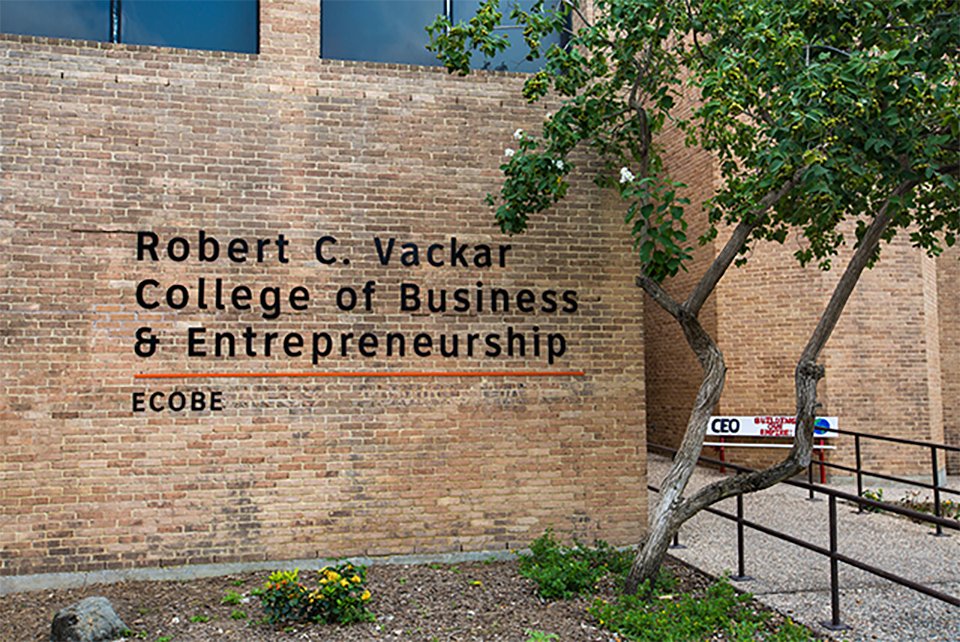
648, 443, 960, 631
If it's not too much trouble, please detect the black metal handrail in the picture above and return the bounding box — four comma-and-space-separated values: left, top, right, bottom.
702, 425, 959, 536
815, 427, 958, 536
648, 443, 959, 631
822, 426, 960, 452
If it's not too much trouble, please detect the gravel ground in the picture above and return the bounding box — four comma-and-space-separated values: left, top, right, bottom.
0, 557, 825, 642
649, 454, 960, 642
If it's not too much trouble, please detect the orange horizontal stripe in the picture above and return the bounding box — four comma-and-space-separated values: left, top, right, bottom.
134, 371, 585, 380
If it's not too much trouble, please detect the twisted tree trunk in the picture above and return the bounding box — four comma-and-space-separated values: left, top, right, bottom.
623, 179, 917, 595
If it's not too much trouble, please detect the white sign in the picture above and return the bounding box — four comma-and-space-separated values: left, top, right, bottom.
707, 416, 838, 438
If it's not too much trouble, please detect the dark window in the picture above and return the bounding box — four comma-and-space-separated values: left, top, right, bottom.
320, 0, 564, 70
122, 1, 258, 52
0, 0, 110, 42
0, 0, 258, 53
321, 0, 442, 66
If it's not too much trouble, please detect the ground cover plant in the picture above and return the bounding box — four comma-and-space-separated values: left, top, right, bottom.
520, 531, 818, 641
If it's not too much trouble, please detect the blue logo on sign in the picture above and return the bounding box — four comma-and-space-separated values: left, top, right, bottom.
814, 418, 831, 436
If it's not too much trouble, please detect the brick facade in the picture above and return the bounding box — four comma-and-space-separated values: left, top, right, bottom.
939, 246, 960, 474
2, 0, 956, 586
0, 2, 646, 581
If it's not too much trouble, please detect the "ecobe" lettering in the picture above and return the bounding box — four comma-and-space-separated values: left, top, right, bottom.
132, 390, 224, 412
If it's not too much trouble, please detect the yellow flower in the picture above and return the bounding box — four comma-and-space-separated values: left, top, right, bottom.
340, 578, 350, 587
361, 590, 371, 601
351, 575, 362, 584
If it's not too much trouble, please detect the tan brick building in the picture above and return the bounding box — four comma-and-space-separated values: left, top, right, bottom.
1, 0, 955, 587
0, 1, 647, 584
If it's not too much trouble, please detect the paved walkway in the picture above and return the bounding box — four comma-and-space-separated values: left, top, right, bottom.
648, 454, 960, 642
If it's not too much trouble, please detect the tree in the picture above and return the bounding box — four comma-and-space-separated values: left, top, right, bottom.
428, 0, 960, 593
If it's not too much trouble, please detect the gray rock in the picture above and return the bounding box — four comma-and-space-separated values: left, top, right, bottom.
50, 596, 128, 642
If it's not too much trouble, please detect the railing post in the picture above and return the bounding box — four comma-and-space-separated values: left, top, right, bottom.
819, 440, 827, 484
670, 530, 685, 549
807, 461, 820, 502
731, 490, 752, 581
821, 495, 848, 631
931, 445, 947, 537
855, 435, 864, 514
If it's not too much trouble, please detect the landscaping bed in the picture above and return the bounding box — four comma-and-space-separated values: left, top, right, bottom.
0, 551, 829, 641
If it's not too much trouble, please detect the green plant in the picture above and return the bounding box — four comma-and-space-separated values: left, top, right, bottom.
768, 618, 817, 642
898, 489, 960, 520
517, 529, 633, 600
259, 569, 309, 624
221, 590, 243, 605
258, 563, 374, 626
157, 637, 173, 642
429, 0, 960, 593
861, 488, 885, 512
525, 629, 560, 641
232, 579, 245, 586
188, 614, 209, 623
588, 579, 813, 641
230, 609, 248, 620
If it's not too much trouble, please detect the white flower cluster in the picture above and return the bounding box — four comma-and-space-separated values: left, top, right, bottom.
619, 167, 635, 184
505, 148, 516, 157
554, 159, 564, 170
514, 128, 524, 140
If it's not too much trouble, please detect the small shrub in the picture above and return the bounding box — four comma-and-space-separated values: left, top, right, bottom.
517, 529, 632, 600
230, 609, 248, 620
861, 488, 885, 512
898, 489, 960, 520
258, 563, 374, 626
259, 569, 307, 625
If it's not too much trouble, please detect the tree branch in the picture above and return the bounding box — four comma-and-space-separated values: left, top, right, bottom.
561, 0, 594, 33
684, 165, 808, 316
799, 178, 918, 364
636, 272, 682, 319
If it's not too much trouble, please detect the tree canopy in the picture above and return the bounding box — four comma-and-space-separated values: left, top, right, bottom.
429, 0, 959, 278
428, 0, 959, 591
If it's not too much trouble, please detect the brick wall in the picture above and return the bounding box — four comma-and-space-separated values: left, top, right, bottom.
820, 239, 945, 480
0, 1, 646, 580
938, 246, 959, 474
711, 229, 826, 471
